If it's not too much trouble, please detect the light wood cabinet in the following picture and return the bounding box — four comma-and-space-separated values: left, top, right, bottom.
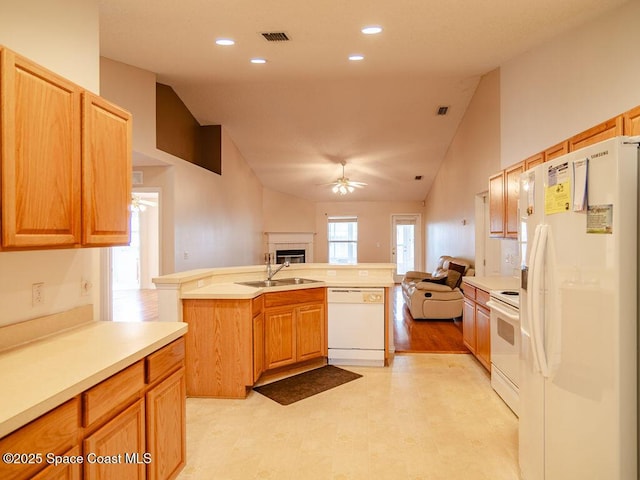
624, 105, 640, 135
0, 47, 82, 248
0, 46, 131, 250
182, 298, 259, 398
0, 338, 186, 480
569, 115, 623, 152
0, 398, 80, 480
146, 368, 186, 480
461, 282, 491, 372
489, 162, 522, 239
253, 310, 265, 382
31, 445, 82, 480
488, 171, 505, 238
544, 140, 569, 162
264, 288, 326, 370
84, 399, 146, 480
81, 92, 132, 246
504, 162, 523, 239
524, 152, 544, 170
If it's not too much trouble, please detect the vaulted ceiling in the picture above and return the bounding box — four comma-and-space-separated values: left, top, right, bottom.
99, 0, 627, 202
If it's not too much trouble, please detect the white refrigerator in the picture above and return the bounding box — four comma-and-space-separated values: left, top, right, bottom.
518, 136, 638, 480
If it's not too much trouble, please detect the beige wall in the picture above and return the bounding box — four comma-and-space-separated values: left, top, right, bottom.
263, 189, 316, 234
100, 59, 265, 273
423, 69, 501, 273
0, 0, 101, 327
314, 201, 424, 264
501, 1, 640, 166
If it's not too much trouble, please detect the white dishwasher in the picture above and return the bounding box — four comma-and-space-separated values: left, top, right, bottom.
327, 287, 385, 367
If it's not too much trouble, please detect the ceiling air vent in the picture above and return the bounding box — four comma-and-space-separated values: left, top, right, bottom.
437, 106, 449, 116
261, 32, 290, 42
415, 175, 423, 180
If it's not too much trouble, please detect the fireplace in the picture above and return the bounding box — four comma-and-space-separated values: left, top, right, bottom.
265, 232, 314, 264
276, 249, 305, 264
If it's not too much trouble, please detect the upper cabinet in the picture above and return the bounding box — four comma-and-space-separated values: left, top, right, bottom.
1, 47, 82, 248
489, 162, 523, 239
524, 153, 544, 170
623, 105, 640, 135
0, 46, 131, 250
568, 115, 623, 152
82, 92, 132, 246
504, 162, 524, 239
544, 140, 569, 162
488, 171, 505, 238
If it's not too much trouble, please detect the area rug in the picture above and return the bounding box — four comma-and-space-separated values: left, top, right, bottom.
253, 365, 362, 405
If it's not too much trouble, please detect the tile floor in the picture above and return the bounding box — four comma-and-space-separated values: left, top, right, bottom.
178, 353, 520, 480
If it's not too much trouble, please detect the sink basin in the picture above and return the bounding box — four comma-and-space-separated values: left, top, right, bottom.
236, 277, 320, 288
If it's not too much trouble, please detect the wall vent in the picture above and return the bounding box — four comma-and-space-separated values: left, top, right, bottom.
437, 106, 449, 116
261, 32, 290, 42
414, 175, 423, 180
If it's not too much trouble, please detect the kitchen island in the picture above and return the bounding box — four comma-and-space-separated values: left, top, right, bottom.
153, 263, 395, 398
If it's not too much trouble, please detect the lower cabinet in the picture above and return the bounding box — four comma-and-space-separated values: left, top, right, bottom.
84, 399, 146, 480
0, 338, 186, 480
264, 288, 326, 370
462, 283, 491, 371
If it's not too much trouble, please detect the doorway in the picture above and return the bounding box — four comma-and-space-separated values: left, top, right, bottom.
111, 190, 160, 321
391, 214, 422, 283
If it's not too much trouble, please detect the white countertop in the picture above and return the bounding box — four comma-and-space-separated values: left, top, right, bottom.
462, 275, 520, 293
0, 320, 187, 438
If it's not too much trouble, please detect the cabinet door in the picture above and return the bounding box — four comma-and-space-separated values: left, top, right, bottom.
264, 308, 296, 369
253, 311, 265, 382
82, 92, 132, 246
31, 445, 81, 480
462, 298, 476, 354
488, 171, 505, 237
0, 48, 82, 248
505, 162, 524, 239
475, 305, 491, 371
296, 303, 325, 361
524, 152, 544, 170
569, 115, 623, 152
146, 368, 186, 480
544, 141, 568, 162
624, 105, 640, 135
84, 399, 146, 480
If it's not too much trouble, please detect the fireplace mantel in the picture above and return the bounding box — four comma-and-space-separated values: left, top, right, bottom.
265, 232, 315, 263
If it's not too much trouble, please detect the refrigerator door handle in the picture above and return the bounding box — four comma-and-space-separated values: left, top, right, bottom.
531, 224, 550, 377
527, 224, 543, 373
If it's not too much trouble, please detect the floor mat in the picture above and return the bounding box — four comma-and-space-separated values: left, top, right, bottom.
253, 365, 362, 405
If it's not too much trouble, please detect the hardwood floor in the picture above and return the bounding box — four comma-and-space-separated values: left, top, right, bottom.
112, 288, 158, 322
111, 286, 468, 354
392, 285, 469, 354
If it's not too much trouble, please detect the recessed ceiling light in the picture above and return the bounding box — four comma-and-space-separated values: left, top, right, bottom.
215, 38, 235, 46
348, 54, 364, 61
361, 25, 383, 35
250, 58, 267, 64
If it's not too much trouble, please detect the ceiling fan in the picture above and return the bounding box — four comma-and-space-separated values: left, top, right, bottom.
325, 161, 367, 195
131, 193, 158, 212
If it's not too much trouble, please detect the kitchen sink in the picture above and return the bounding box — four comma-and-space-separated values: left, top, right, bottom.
236, 277, 320, 288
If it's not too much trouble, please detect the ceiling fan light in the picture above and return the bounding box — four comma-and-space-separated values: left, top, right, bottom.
347, 185, 354, 193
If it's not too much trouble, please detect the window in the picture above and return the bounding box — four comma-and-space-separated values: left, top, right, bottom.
328, 216, 358, 264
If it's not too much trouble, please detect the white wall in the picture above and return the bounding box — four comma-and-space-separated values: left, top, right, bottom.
314, 201, 424, 265
423, 69, 501, 272
501, 1, 640, 166
100, 58, 265, 272
0, 0, 101, 326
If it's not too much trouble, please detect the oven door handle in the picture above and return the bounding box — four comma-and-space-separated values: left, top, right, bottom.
486, 300, 519, 322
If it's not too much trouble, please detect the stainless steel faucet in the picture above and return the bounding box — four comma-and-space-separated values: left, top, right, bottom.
266, 258, 290, 281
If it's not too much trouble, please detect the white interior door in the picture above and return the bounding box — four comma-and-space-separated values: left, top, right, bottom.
391, 214, 422, 283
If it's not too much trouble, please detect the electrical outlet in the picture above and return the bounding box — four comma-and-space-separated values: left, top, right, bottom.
32, 282, 44, 306
183, 251, 189, 260
358, 270, 369, 277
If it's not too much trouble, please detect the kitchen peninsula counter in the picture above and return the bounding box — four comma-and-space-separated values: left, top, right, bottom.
153, 263, 396, 322
462, 275, 520, 293
0, 311, 187, 438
